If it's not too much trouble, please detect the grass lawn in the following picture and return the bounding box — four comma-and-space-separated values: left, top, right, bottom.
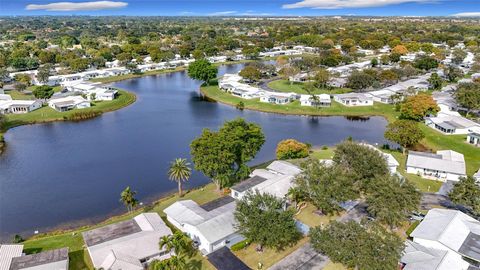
295, 203, 339, 228
268, 80, 351, 95
5, 90, 35, 100
310, 147, 335, 160
22, 183, 222, 270
201, 85, 399, 121
234, 237, 309, 269
4, 90, 135, 129
323, 262, 348, 270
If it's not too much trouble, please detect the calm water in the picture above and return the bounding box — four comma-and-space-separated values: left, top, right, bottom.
0, 63, 389, 240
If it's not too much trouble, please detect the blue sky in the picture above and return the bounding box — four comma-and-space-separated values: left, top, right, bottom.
1, 0, 479, 17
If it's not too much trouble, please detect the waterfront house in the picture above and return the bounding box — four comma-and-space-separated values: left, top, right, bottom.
48, 96, 91, 112
0, 100, 42, 114
230, 160, 302, 200
0, 245, 69, 270
333, 93, 373, 106
467, 127, 480, 147
410, 209, 480, 267
366, 89, 397, 104
400, 240, 471, 270
260, 92, 296, 105
82, 213, 173, 270
163, 197, 244, 255
299, 94, 331, 107
406, 150, 466, 182
425, 113, 480, 135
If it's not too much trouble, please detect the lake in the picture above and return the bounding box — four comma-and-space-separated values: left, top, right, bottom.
0, 63, 389, 241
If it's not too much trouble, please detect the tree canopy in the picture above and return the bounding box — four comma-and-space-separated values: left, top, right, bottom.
384, 120, 425, 154
455, 82, 480, 116
449, 176, 480, 216
187, 59, 218, 85
276, 139, 310, 160
400, 93, 440, 121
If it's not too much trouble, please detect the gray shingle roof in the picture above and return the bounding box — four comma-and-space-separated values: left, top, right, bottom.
82, 219, 141, 246
231, 176, 267, 193
9, 248, 68, 270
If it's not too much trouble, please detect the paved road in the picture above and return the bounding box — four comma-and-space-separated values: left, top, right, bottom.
258, 78, 281, 92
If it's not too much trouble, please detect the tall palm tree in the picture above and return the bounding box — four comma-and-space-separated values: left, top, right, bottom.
120, 186, 138, 213
168, 158, 192, 197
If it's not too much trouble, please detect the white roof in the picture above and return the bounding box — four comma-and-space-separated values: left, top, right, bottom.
266, 160, 302, 176
164, 200, 237, 243
0, 245, 23, 270
411, 209, 480, 253
334, 93, 372, 101
401, 241, 469, 270
360, 143, 399, 167
429, 113, 480, 130
407, 150, 466, 175
100, 250, 143, 270
0, 94, 12, 101
48, 96, 88, 106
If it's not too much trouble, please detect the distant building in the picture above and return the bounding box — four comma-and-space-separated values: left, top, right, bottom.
0, 100, 42, 114
300, 94, 331, 107
48, 96, 91, 112
333, 93, 373, 106
467, 127, 480, 147
406, 150, 466, 182
0, 245, 69, 270
82, 213, 173, 270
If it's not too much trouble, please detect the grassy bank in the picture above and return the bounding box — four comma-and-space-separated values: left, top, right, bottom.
268, 79, 351, 95
202, 85, 480, 177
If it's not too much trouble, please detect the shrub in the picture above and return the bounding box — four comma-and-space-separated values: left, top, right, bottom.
64, 110, 101, 121
236, 101, 245, 110
230, 239, 250, 251
276, 139, 310, 160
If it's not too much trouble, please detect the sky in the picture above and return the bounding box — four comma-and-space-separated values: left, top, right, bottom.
0, 0, 480, 17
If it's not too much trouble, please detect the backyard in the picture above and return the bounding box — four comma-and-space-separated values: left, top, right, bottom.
268, 79, 351, 95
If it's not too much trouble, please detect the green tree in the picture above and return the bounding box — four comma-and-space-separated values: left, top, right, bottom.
168, 158, 191, 197
400, 93, 440, 121
427, 73, 443, 90
313, 68, 330, 88
37, 64, 52, 84
346, 70, 375, 91
413, 56, 438, 70
33, 85, 54, 99
120, 186, 138, 213
384, 120, 425, 154
187, 59, 217, 85
234, 191, 301, 251
276, 139, 310, 160
366, 175, 420, 227
455, 83, 480, 116
295, 158, 358, 215
452, 48, 467, 64
190, 118, 265, 189
239, 65, 262, 82
310, 221, 403, 270
159, 231, 194, 257
449, 176, 480, 215
333, 141, 390, 187
444, 65, 463, 82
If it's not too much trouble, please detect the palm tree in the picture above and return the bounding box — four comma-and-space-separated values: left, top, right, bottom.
120, 186, 138, 213
159, 232, 192, 257
168, 158, 192, 197
168, 256, 187, 270
159, 235, 175, 253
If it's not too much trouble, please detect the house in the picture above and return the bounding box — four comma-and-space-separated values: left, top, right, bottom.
48, 96, 90, 112
230, 160, 302, 200
410, 209, 480, 266
334, 93, 373, 106
82, 213, 173, 270
289, 72, 310, 82
467, 127, 480, 147
425, 113, 480, 135
366, 89, 397, 104
406, 150, 466, 182
473, 169, 480, 182
260, 93, 296, 105
105, 60, 120, 68
0, 245, 69, 270
0, 100, 42, 114
400, 240, 471, 270
300, 94, 331, 107
328, 77, 347, 88
360, 143, 399, 174
163, 197, 244, 255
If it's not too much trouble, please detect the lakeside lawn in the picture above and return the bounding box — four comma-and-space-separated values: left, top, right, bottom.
23, 183, 221, 270
268, 79, 351, 95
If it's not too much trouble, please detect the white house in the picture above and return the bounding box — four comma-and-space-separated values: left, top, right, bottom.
425, 113, 480, 135
410, 209, 480, 266
366, 89, 397, 104
105, 60, 120, 68
299, 94, 331, 107
334, 93, 373, 106
48, 96, 91, 112
163, 197, 244, 255
406, 150, 466, 182
0, 245, 69, 270
400, 240, 471, 270
260, 93, 296, 105
82, 213, 173, 270
0, 100, 42, 114
467, 127, 480, 147
230, 160, 302, 200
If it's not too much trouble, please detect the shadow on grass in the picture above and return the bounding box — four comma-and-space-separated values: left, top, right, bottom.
69, 249, 92, 270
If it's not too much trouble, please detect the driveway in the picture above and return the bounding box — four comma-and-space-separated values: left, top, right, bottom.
337, 202, 369, 223
420, 193, 455, 210
258, 78, 281, 92
268, 243, 329, 270
437, 181, 455, 196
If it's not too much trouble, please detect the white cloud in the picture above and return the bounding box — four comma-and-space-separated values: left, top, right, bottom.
208, 11, 237, 16
26, 1, 128, 11
450, 12, 480, 17
282, 0, 435, 9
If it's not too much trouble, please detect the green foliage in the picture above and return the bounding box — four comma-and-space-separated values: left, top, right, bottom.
427, 73, 443, 90
230, 239, 250, 251
168, 158, 191, 196
384, 120, 424, 153
346, 70, 375, 91
444, 65, 463, 82
234, 191, 301, 250
455, 82, 480, 115
366, 175, 420, 227
310, 221, 404, 270
32, 85, 54, 99
295, 158, 358, 215
159, 231, 194, 257
449, 176, 480, 215
413, 56, 438, 70
12, 234, 24, 243
239, 65, 262, 82
276, 139, 310, 160
63, 111, 101, 121
236, 101, 245, 110
312, 68, 330, 88
187, 59, 218, 85
400, 94, 440, 121
120, 186, 138, 212
333, 141, 390, 187
190, 118, 265, 189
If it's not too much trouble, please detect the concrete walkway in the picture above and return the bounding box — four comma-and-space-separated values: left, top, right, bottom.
268, 243, 329, 270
